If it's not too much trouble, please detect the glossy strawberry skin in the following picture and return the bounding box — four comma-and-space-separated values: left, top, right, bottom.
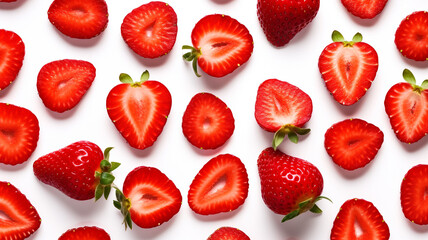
208, 227, 250, 240
58, 226, 111, 240
395, 11, 428, 61
341, 0, 388, 19
0, 29, 25, 91
401, 164, 428, 225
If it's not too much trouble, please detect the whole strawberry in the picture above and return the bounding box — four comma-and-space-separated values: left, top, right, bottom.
33, 141, 119, 201
257, 0, 320, 47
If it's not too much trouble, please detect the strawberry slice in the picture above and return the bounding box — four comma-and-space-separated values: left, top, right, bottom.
0, 103, 39, 165
58, 226, 111, 240
395, 11, 428, 61
384, 69, 428, 143
331, 198, 390, 240
0, 29, 25, 91
324, 118, 384, 171
318, 31, 379, 106
182, 92, 235, 150
401, 164, 428, 225
341, 0, 388, 19
106, 71, 171, 150
208, 226, 250, 240
37, 59, 96, 113
182, 14, 253, 78
48, 0, 108, 39
188, 154, 249, 215
0, 181, 41, 239
121, 1, 177, 59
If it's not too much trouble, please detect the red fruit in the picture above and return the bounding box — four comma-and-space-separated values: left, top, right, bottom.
0, 0, 18, 2
324, 118, 384, 171
188, 154, 249, 215
207, 227, 250, 240
257, 0, 320, 47
341, 0, 388, 19
58, 226, 111, 240
255, 79, 312, 149
33, 141, 119, 201
318, 31, 379, 106
401, 164, 428, 225
182, 92, 234, 150
0, 29, 25, 91
0, 181, 41, 240
384, 69, 428, 144
106, 71, 171, 150
395, 11, 428, 61
0, 103, 39, 165
331, 198, 390, 240
183, 14, 253, 78
48, 0, 108, 39
257, 147, 328, 221
37, 59, 96, 113
121, 1, 177, 59
115, 166, 182, 229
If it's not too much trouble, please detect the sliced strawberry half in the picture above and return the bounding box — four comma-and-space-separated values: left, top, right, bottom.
0, 29, 25, 91
48, 0, 108, 39
384, 69, 428, 143
341, 0, 388, 19
0, 181, 41, 239
395, 11, 428, 61
318, 31, 379, 105
58, 226, 111, 240
106, 71, 172, 150
182, 14, 253, 78
121, 1, 177, 59
208, 226, 250, 240
401, 164, 428, 225
188, 154, 249, 215
331, 198, 390, 240
0, 103, 39, 165
182, 92, 235, 150
324, 118, 384, 171
37, 59, 96, 113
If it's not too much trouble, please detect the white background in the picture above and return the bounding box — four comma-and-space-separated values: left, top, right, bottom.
1, 0, 428, 239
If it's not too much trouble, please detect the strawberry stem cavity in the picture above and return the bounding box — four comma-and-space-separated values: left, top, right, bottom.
331, 30, 362, 47
403, 69, 428, 93
281, 196, 332, 222
182, 45, 201, 77
94, 147, 120, 201
119, 70, 150, 87
113, 187, 133, 230
273, 124, 311, 150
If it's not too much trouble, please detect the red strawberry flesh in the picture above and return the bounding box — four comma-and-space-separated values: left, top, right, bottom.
401, 164, 428, 225
58, 226, 111, 240
207, 226, 250, 240
395, 11, 428, 61
0, 29, 25, 91
341, 0, 388, 19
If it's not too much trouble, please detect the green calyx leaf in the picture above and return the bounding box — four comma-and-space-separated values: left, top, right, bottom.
119, 73, 133, 84
272, 124, 311, 150
352, 32, 363, 43
94, 147, 120, 202
100, 172, 115, 186
114, 187, 133, 230
182, 45, 201, 77
281, 196, 332, 223
331, 30, 344, 42
119, 71, 151, 87
331, 30, 363, 47
402, 69, 427, 93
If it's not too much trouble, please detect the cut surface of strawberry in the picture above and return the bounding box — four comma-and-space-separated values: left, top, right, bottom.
58, 226, 111, 240
324, 118, 384, 171
0, 181, 41, 240
331, 198, 390, 240
401, 164, 428, 225
182, 92, 235, 150
207, 226, 250, 240
395, 11, 428, 61
341, 0, 388, 19
188, 154, 249, 215
0, 29, 25, 91
37, 59, 96, 113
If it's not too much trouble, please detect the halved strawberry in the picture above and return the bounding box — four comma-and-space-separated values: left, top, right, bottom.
182, 92, 234, 150
48, 0, 108, 39
0, 103, 39, 165
318, 30, 379, 106
208, 227, 250, 240
255, 79, 312, 149
324, 118, 384, 171
331, 198, 390, 240
106, 71, 171, 150
121, 1, 177, 59
384, 69, 428, 143
58, 226, 111, 240
0, 29, 25, 91
0, 181, 41, 240
188, 154, 249, 215
182, 14, 253, 78
37, 59, 96, 113
401, 164, 428, 225
341, 0, 388, 19
395, 11, 428, 61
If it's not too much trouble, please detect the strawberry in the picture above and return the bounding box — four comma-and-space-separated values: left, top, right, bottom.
0, 29, 25, 91
188, 154, 249, 215
33, 141, 119, 201
395, 11, 428, 61
207, 227, 250, 240
47, 0, 108, 39
318, 30, 379, 106
182, 92, 235, 150
400, 164, 428, 225
182, 14, 253, 77
113, 166, 182, 229
331, 198, 390, 240
255, 79, 312, 149
121, 1, 177, 59
0, 0, 18, 2
257, 0, 320, 47
384, 69, 428, 144
37, 59, 96, 113
58, 226, 110, 240
0, 181, 41, 240
341, 0, 388, 19
257, 147, 329, 221
0, 103, 39, 165
324, 118, 384, 171
106, 71, 171, 150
